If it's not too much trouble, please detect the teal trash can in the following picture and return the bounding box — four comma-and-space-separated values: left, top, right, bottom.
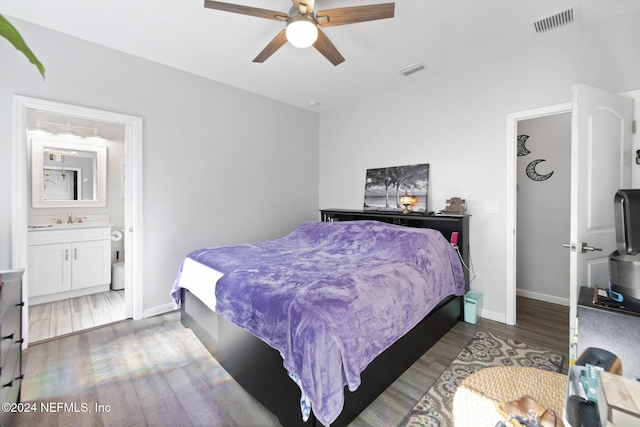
464, 291, 483, 324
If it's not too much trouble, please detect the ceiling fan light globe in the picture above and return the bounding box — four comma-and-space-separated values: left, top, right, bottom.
286, 19, 318, 48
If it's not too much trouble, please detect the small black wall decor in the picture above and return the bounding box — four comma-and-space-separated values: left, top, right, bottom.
526, 159, 554, 181
518, 134, 555, 182
517, 135, 531, 156
364, 163, 429, 213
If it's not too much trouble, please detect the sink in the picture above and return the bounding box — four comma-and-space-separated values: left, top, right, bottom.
28, 222, 113, 230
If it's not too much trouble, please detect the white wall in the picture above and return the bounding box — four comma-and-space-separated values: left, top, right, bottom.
516, 113, 571, 304
319, 10, 640, 321
0, 18, 319, 312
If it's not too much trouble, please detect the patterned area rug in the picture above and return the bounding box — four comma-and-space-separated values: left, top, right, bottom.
398, 330, 564, 426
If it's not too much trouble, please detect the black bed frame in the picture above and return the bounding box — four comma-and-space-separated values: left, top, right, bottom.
181, 210, 470, 426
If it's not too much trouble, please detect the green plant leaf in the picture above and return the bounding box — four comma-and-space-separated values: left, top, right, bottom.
0, 14, 45, 78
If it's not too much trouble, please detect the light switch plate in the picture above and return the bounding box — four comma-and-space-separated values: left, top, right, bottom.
485, 201, 499, 214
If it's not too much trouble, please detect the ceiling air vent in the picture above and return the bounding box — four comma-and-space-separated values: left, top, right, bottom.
398, 62, 426, 77
532, 7, 575, 34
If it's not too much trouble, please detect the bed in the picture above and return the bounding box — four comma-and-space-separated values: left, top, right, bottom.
171, 212, 470, 426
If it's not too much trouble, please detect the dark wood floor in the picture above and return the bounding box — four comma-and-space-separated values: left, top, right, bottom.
352, 296, 570, 426
15, 297, 569, 427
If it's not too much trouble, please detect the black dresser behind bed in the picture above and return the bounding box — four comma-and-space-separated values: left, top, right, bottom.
181, 210, 470, 426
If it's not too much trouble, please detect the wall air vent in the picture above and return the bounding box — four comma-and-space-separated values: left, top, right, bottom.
398, 62, 426, 77
532, 7, 575, 34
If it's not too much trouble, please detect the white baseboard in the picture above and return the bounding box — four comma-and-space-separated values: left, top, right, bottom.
516, 289, 570, 306
479, 308, 506, 324
143, 302, 176, 318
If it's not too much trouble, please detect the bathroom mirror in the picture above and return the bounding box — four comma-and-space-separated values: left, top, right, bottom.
31, 137, 107, 207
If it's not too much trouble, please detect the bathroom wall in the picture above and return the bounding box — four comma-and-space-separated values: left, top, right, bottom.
26, 116, 126, 265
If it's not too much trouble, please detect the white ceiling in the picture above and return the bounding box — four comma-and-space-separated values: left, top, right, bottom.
3, 0, 640, 112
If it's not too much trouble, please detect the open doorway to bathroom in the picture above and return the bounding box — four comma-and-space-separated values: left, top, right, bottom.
26, 110, 127, 342
12, 95, 144, 347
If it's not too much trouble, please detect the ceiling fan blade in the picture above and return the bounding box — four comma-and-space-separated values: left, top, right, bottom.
204, 0, 287, 21
316, 3, 395, 27
253, 29, 288, 63
313, 28, 345, 66
294, 0, 315, 14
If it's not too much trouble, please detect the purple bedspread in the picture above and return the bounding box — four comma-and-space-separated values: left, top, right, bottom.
171, 220, 465, 426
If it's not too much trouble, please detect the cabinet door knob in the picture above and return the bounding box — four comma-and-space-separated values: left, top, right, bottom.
3, 380, 12, 388
2, 333, 14, 341
66, 249, 69, 261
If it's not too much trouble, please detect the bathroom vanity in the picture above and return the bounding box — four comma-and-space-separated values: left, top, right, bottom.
27, 223, 112, 304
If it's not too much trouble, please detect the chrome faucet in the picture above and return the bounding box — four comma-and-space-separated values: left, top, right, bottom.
68, 213, 73, 224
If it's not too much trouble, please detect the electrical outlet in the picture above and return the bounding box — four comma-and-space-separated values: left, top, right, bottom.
485, 201, 499, 214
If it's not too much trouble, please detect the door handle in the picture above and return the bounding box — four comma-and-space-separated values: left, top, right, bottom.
562, 243, 602, 253
581, 243, 602, 252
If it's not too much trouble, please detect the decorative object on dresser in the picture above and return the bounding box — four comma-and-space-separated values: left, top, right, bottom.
0, 269, 24, 427
399, 190, 415, 213
442, 197, 467, 215
363, 163, 429, 213
173, 211, 470, 426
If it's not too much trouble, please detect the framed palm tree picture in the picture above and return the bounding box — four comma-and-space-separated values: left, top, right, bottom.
363, 164, 429, 213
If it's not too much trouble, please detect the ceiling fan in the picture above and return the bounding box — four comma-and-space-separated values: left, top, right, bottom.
204, 0, 395, 66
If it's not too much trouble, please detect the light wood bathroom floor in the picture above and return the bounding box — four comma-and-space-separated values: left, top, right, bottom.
28, 290, 126, 343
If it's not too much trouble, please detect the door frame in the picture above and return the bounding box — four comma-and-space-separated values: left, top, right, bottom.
11, 95, 144, 348
505, 102, 572, 326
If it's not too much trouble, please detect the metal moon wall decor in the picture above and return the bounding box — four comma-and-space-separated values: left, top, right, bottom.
525, 159, 554, 181
517, 135, 531, 156
517, 134, 554, 182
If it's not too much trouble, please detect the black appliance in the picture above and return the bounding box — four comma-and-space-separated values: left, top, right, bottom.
609, 189, 640, 311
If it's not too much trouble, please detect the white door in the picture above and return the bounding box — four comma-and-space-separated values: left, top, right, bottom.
568, 84, 633, 339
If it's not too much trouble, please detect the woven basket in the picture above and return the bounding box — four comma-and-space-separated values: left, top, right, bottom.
452, 366, 567, 427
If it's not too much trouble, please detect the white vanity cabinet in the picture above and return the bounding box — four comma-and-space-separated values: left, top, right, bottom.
28, 226, 111, 303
